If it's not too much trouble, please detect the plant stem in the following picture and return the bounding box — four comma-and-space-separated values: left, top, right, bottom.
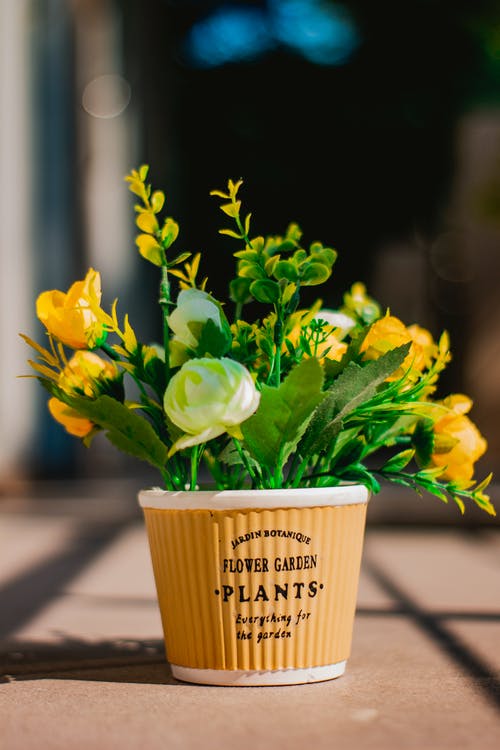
273, 452, 283, 489
268, 305, 284, 387
159, 265, 171, 387
234, 301, 243, 323
190, 444, 199, 491
233, 438, 260, 488
100, 342, 120, 361
291, 456, 309, 488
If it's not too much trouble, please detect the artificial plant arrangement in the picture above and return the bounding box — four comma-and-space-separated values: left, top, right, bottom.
22, 165, 494, 516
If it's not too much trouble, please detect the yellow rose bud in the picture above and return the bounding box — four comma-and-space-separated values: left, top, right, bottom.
407, 324, 437, 371
427, 395, 487, 482
58, 351, 120, 398
164, 357, 260, 452
360, 315, 435, 380
47, 397, 94, 438
36, 268, 106, 349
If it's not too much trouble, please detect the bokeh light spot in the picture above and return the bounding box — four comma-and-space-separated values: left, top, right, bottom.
82, 74, 131, 119
184, 7, 275, 68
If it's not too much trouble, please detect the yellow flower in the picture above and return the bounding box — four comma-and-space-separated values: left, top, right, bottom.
407, 324, 438, 371
36, 268, 106, 349
47, 398, 94, 438
58, 351, 120, 398
427, 395, 487, 482
342, 282, 381, 323
360, 314, 436, 380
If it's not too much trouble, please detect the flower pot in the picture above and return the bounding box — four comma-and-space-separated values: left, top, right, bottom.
138, 485, 369, 686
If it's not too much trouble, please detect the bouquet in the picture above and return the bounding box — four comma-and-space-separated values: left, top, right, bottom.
21, 165, 494, 515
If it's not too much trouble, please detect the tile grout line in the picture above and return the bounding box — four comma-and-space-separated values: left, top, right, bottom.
0, 520, 133, 641
363, 556, 500, 712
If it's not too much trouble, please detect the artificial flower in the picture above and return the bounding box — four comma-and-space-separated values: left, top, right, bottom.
58, 351, 121, 399
47, 398, 94, 438
426, 394, 487, 482
36, 268, 106, 349
168, 288, 231, 366
360, 314, 435, 380
164, 357, 260, 452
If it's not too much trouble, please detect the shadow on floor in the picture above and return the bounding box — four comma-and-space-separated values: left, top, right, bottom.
0, 637, 181, 686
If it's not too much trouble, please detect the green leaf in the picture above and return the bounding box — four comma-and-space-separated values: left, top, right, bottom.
151, 190, 165, 213
381, 449, 416, 473
221, 201, 241, 218
249, 279, 281, 303
339, 464, 381, 494
218, 441, 260, 472
412, 419, 435, 465
238, 262, 267, 280
310, 244, 337, 266
273, 260, 299, 282
264, 255, 281, 276
229, 277, 252, 304
241, 358, 325, 471
194, 318, 232, 358
168, 252, 191, 268
64, 394, 169, 470
234, 249, 260, 261
136, 234, 164, 267
161, 218, 179, 248
301, 343, 410, 456
220, 228, 243, 239
301, 262, 331, 286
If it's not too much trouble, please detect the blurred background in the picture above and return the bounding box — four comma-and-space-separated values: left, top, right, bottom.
2, 0, 500, 516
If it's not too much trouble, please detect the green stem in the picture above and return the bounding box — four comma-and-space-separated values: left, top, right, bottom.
234, 301, 243, 323
190, 444, 199, 491
161, 464, 182, 491
159, 265, 171, 387
291, 456, 310, 488
233, 438, 260, 488
273, 452, 283, 489
268, 305, 284, 387
100, 342, 120, 361
285, 451, 302, 488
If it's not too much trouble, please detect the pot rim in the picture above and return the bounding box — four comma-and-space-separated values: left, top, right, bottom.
138, 484, 370, 510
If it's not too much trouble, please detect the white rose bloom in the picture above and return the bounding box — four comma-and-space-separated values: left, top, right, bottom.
315, 309, 356, 338
164, 357, 260, 453
168, 289, 223, 349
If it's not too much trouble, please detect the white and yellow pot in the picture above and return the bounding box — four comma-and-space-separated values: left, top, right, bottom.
139, 485, 369, 686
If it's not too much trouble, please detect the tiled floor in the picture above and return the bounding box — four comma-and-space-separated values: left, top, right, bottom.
1, 483, 499, 749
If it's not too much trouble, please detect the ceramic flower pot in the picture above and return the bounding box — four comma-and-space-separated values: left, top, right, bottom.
139, 484, 369, 686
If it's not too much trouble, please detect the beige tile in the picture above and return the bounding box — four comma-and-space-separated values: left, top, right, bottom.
11, 590, 163, 643
66, 523, 157, 599
0, 515, 77, 585
364, 530, 500, 613
1, 619, 499, 750
9, 523, 161, 643
445, 619, 500, 673
356, 566, 397, 611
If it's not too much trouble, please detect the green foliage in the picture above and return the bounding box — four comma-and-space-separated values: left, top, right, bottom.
301, 344, 410, 457
21, 167, 495, 516
49, 385, 170, 473
241, 358, 325, 482
194, 318, 232, 359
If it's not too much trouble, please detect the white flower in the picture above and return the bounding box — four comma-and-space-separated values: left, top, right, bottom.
168, 289, 224, 349
164, 357, 260, 453
315, 309, 356, 338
